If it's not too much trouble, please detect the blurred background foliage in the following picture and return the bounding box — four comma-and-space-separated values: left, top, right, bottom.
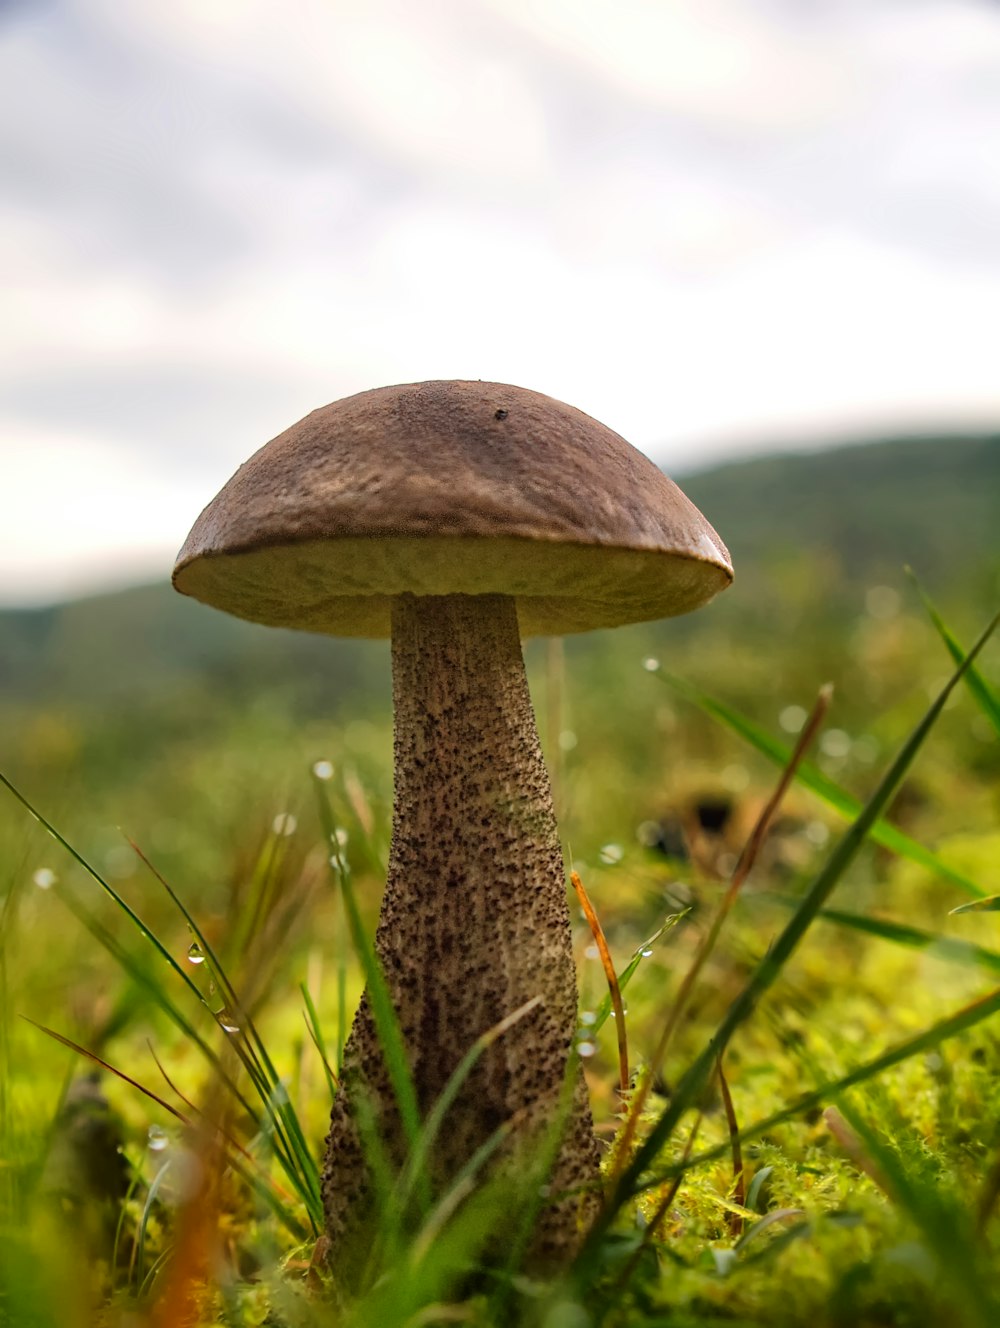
3, 434, 998, 1037
2, 434, 999, 1322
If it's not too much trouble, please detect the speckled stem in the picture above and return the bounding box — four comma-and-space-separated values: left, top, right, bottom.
322, 593, 600, 1275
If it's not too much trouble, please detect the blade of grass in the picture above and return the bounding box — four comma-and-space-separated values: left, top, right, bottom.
24, 1017, 306, 1237
610, 683, 831, 1186
908, 568, 1000, 736
490, 1048, 594, 1322
312, 771, 427, 1209
301, 983, 339, 1100
588, 609, 999, 1253
653, 672, 985, 898
127, 837, 323, 1226
590, 913, 688, 1037
646, 977, 1000, 1191
2, 771, 317, 1224
393, 997, 542, 1219
24, 1017, 193, 1129
756, 894, 1000, 974
828, 1091, 997, 1328
136, 1156, 173, 1293
609, 1108, 704, 1299
4, 790, 293, 1178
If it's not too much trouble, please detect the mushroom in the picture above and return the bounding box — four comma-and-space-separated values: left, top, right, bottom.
172, 379, 732, 1274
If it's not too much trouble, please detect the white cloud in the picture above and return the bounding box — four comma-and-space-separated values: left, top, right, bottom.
0, 425, 207, 603
3, 0, 1000, 604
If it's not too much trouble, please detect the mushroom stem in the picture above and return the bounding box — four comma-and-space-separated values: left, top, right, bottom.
322, 592, 600, 1271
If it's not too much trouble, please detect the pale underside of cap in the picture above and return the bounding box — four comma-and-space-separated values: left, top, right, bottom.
173, 380, 733, 638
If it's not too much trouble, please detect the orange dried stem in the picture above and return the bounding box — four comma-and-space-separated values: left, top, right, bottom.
610, 682, 833, 1184
571, 870, 629, 1097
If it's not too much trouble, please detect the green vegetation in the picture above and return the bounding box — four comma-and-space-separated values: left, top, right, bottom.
1, 435, 999, 1325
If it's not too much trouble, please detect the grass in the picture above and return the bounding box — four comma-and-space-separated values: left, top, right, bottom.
1, 581, 1000, 1326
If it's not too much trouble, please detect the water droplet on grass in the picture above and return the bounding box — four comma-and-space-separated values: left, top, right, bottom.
577, 1041, 597, 1058
643, 657, 660, 672
312, 760, 335, 780
579, 1010, 596, 1026
599, 843, 623, 865
216, 1010, 240, 1034
148, 1125, 168, 1151
272, 812, 297, 837
32, 868, 56, 890
641, 948, 654, 958
187, 942, 205, 964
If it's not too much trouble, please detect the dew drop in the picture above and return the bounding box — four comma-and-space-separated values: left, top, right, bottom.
577, 1040, 597, 1058
272, 812, 297, 837
779, 705, 807, 734
820, 729, 851, 759
643, 657, 661, 673
216, 1010, 240, 1034
599, 843, 623, 865
32, 868, 56, 890
312, 760, 335, 781
805, 820, 829, 847
641, 948, 654, 958
148, 1125, 169, 1152
187, 942, 205, 965
584, 944, 600, 960
579, 1010, 597, 1026
866, 585, 900, 620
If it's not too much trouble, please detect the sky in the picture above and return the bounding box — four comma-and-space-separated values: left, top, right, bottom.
3, 0, 1000, 607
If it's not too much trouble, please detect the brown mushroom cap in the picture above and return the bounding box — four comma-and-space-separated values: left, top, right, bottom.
172, 380, 732, 637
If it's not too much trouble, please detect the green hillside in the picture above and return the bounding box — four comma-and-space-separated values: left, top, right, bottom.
681, 433, 1000, 594
2, 433, 996, 717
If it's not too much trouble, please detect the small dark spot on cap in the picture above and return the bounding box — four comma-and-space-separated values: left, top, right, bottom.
494, 408, 508, 421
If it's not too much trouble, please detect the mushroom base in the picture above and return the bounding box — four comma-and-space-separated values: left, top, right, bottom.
321, 592, 601, 1284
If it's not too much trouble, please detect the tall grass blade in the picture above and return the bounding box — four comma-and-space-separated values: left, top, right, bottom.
589, 609, 998, 1250
0, 774, 320, 1225
127, 838, 323, 1226
610, 683, 831, 1187
908, 568, 1000, 736
301, 982, 339, 1100
589, 914, 686, 1036
654, 673, 986, 898
312, 771, 427, 1206
760, 895, 1000, 974
827, 1092, 997, 1328
646, 978, 1000, 1190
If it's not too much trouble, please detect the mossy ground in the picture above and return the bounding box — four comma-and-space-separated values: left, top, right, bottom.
2, 576, 999, 1326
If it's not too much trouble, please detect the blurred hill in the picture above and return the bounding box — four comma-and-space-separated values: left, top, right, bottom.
1, 434, 997, 721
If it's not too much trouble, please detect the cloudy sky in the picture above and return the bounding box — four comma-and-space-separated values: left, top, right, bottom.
4, 0, 1000, 606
